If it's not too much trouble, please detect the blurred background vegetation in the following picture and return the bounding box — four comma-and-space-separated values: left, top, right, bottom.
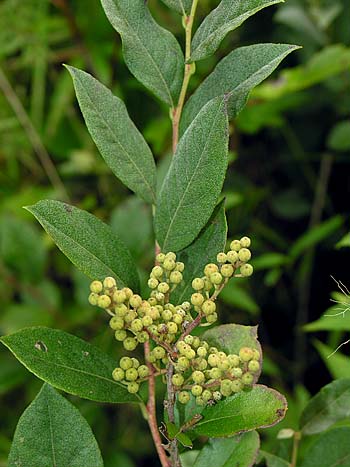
0, 0, 349, 465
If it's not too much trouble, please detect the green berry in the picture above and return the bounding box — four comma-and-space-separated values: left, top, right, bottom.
208, 354, 219, 367
120, 357, 133, 370
138, 365, 149, 378
227, 250, 239, 263
103, 277, 116, 289
170, 271, 183, 284
193, 358, 208, 371
167, 322, 178, 334
155, 292, 165, 302
148, 278, 159, 289
232, 367, 243, 378
175, 262, 185, 272
125, 368, 138, 381
191, 385, 203, 396
136, 331, 149, 343
177, 356, 190, 370
192, 277, 204, 291
185, 349, 196, 359
239, 347, 254, 362
238, 248, 251, 262
240, 236, 251, 248
156, 253, 165, 263
173, 314, 183, 325
112, 368, 124, 381
228, 354, 240, 367
192, 337, 201, 348
184, 335, 193, 345
129, 294, 142, 308
213, 391, 222, 401
115, 330, 127, 341
109, 316, 124, 330
151, 266, 163, 278
202, 389, 212, 402
206, 312, 218, 324
248, 360, 260, 373
181, 301, 191, 311
163, 258, 176, 271
252, 349, 260, 361
131, 358, 139, 368
217, 357, 230, 371
221, 264, 234, 278
220, 379, 232, 397
113, 290, 126, 304
202, 300, 216, 315
192, 371, 205, 384
204, 263, 219, 276
152, 346, 166, 360
142, 315, 153, 327
210, 272, 223, 285
197, 346, 207, 358
196, 396, 206, 406
88, 293, 99, 306
165, 252, 176, 261
90, 280, 103, 293
172, 374, 184, 386
191, 293, 204, 306
240, 264, 253, 277
242, 372, 254, 385
230, 240, 241, 251
158, 282, 170, 294
209, 368, 222, 379
123, 337, 138, 351
127, 382, 139, 394
178, 391, 190, 404
217, 252, 227, 263
231, 380, 243, 393
115, 304, 127, 317
130, 319, 143, 333
203, 278, 213, 291
124, 311, 137, 324
161, 309, 173, 321
97, 295, 111, 308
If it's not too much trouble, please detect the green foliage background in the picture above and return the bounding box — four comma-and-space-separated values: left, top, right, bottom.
0, 0, 349, 465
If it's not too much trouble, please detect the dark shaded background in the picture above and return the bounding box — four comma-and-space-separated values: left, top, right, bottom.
0, 0, 349, 465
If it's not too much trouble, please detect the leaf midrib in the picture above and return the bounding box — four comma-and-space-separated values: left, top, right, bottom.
46, 393, 57, 467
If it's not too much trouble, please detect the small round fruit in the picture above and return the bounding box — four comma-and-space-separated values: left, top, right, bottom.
213, 391, 222, 401
163, 258, 176, 271
220, 380, 233, 397
123, 337, 138, 351
103, 277, 116, 289
170, 271, 183, 284
115, 330, 127, 341
156, 253, 165, 263
191, 293, 205, 306
129, 294, 142, 308
216, 252, 227, 263
221, 264, 234, 278
137, 365, 149, 378
136, 331, 149, 343
248, 360, 260, 373
152, 266, 163, 278
125, 368, 138, 381
192, 371, 205, 384
230, 240, 241, 251
206, 312, 218, 324
239, 347, 254, 362
172, 374, 184, 386
232, 367, 243, 378
204, 263, 219, 276
88, 293, 99, 306
202, 300, 216, 315
231, 380, 243, 393
197, 346, 207, 358
175, 262, 185, 272
238, 248, 251, 262
227, 250, 239, 263
109, 316, 124, 330
120, 357, 133, 370
240, 264, 253, 277
191, 385, 203, 396
97, 295, 111, 308
112, 368, 124, 381
208, 354, 219, 367
178, 391, 190, 404
90, 280, 103, 293
192, 278, 204, 291
113, 290, 126, 304
228, 354, 240, 367
158, 282, 170, 294
127, 382, 139, 394
242, 372, 254, 385
210, 272, 223, 285
152, 346, 166, 360
240, 236, 251, 248
148, 278, 159, 289
167, 322, 178, 334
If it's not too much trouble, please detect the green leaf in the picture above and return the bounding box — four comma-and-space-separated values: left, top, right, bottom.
219, 279, 260, 315
160, 0, 192, 15
100, 0, 184, 106
190, 385, 287, 437
171, 200, 227, 305
26, 200, 139, 291
181, 44, 299, 132
66, 66, 156, 204
327, 120, 350, 151
300, 378, 350, 435
8, 384, 103, 467
304, 306, 350, 332
289, 216, 344, 260
259, 451, 290, 467
314, 340, 350, 379
191, 0, 283, 61
202, 324, 262, 381
300, 427, 350, 467
155, 97, 228, 252
0, 326, 139, 403
193, 431, 260, 467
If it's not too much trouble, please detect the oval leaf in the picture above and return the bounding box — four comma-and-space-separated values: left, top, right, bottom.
181, 44, 300, 132
202, 324, 262, 381
191, 0, 283, 61
66, 66, 156, 204
26, 200, 139, 291
155, 96, 228, 252
0, 327, 139, 404
300, 427, 350, 467
300, 378, 350, 435
8, 384, 103, 467
100, 0, 184, 106
193, 431, 260, 467
190, 385, 287, 437
314, 340, 350, 379
171, 200, 227, 305
160, 0, 192, 15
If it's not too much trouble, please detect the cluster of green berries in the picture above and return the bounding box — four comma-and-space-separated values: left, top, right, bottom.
88, 239, 255, 397
171, 336, 260, 406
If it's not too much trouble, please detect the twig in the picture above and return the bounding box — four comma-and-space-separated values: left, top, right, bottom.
290, 431, 301, 467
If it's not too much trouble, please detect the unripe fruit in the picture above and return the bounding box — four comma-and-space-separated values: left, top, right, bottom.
240, 236, 251, 248
151, 266, 163, 278
167, 322, 178, 334
136, 331, 149, 343
206, 312, 218, 324
221, 264, 234, 278
97, 295, 111, 308
210, 272, 223, 285
90, 280, 103, 293
148, 278, 159, 289
209, 368, 222, 379
239, 347, 254, 362
127, 382, 139, 394
178, 391, 190, 404
213, 391, 222, 401
227, 354, 240, 367
181, 301, 191, 311
170, 271, 183, 284
183, 335, 193, 345
227, 250, 239, 263
113, 290, 126, 304
220, 380, 232, 397
149, 307, 160, 320
142, 315, 153, 327
208, 354, 219, 367
177, 356, 190, 370
115, 330, 127, 341
158, 282, 170, 294
109, 316, 124, 330
192, 337, 201, 348
173, 314, 183, 325
232, 367, 243, 378
156, 253, 165, 263
193, 358, 208, 370
123, 337, 137, 351
209, 346, 218, 353
161, 309, 173, 321
230, 240, 241, 251
138, 365, 149, 378
231, 380, 243, 393
240, 264, 253, 277
131, 358, 140, 368
202, 300, 216, 315
175, 262, 185, 272
177, 341, 188, 353
203, 278, 213, 291
197, 346, 207, 358
242, 372, 254, 385
148, 297, 157, 306
238, 248, 251, 262
192, 371, 205, 384
123, 287, 133, 299
163, 258, 176, 271
130, 319, 143, 333
202, 389, 212, 402
115, 304, 127, 317
103, 277, 116, 289
165, 252, 176, 261
192, 277, 204, 291
88, 293, 99, 306
248, 360, 260, 373
155, 292, 164, 302
125, 368, 138, 381
120, 357, 133, 370
217, 357, 230, 371
129, 294, 142, 308
204, 263, 219, 276
217, 252, 227, 263
191, 293, 204, 306
191, 385, 203, 396
252, 349, 260, 361
124, 311, 137, 324
112, 368, 124, 381
172, 374, 184, 386
196, 396, 206, 406
152, 346, 166, 360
